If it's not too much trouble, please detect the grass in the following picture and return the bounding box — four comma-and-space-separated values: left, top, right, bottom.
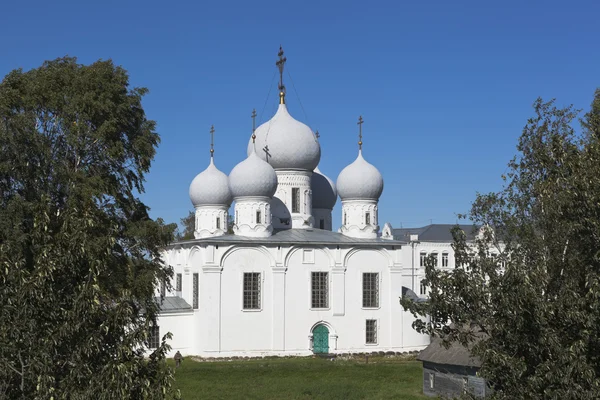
172, 355, 427, 399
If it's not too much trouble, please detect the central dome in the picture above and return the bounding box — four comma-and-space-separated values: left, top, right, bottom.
247, 104, 321, 171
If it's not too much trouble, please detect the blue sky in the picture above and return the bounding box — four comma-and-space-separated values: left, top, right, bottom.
2, 0, 598, 230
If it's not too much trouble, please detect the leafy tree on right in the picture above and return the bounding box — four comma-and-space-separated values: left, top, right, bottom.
402, 89, 600, 399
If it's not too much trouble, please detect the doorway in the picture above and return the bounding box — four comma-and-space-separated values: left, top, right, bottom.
312, 324, 329, 354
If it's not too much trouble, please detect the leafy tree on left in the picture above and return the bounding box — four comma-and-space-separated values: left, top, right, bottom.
0, 57, 179, 399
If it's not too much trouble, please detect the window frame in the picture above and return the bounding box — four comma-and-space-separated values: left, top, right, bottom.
256, 210, 262, 224
365, 212, 371, 225
365, 319, 378, 345
420, 279, 427, 296
430, 252, 439, 267
442, 252, 449, 267
242, 272, 262, 311
292, 187, 300, 213
148, 324, 160, 349
310, 271, 329, 310
362, 272, 380, 309
192, 273, 199, 309
420, 251, 427, 267
176, 273, 182, 292
216, 217, 221, 229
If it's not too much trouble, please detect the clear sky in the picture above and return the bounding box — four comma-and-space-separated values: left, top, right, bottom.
1, 0, 598, 230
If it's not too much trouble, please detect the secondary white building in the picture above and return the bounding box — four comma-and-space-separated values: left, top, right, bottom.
154, 48, 445, 358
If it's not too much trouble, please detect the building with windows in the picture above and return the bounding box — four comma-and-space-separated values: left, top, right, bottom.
153, 49, 447, 357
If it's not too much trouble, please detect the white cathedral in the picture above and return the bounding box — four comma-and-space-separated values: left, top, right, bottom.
154, 49, 445, 358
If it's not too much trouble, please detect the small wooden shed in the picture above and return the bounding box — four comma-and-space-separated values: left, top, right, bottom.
417, 335, 488, 398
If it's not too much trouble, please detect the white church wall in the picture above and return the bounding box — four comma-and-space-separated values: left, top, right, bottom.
158, 312, 194, 356
158, 241, 431, 357
219, 247, 274, 353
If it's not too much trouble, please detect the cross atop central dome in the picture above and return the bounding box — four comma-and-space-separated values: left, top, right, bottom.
247, 103, 321, 171
246, 47, 321, 171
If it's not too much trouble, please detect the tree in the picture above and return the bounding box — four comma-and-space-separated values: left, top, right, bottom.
0, 57, 179, 399
177, 211, 196, 240
401, 91, 600, 399
176, 211, 234, 240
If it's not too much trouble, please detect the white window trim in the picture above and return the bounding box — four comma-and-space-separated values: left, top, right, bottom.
240, 271, 264, 312
364, 318, 380, 346
361, 271, 381, 310
308, 270, 330, 311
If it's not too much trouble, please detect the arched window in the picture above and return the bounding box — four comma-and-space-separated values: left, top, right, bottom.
431, 252, 439, 267
420, 251, 427, 267
442, 252, 449, 267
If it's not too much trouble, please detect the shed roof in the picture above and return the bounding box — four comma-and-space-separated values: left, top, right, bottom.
156, 296, 193, 314
417, 333, 483, 367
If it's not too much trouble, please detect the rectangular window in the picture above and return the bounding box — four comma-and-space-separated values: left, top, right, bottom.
442, 252, 449, 267
362, 273, 379, 308
243, 272, 261, 310
149, 325, 160, 349
366, 319, 377, 344
176, 273, 182, 292
160, 280, 166, 297
429, 373, 435, 389
431, 253, 438, 267
311, 272, 329, 309
216, 217, 221, 229
256, 210, 262, 224
292, 188, 300, 213
320, 219, 325, 230
420, 280, 426, 295
365, 212, 371, 224
420, 252, 427, 267
193, 273, 199, 309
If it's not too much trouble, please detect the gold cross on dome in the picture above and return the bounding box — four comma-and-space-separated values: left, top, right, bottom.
251, 108, 257, 133
276, 46, 287, 103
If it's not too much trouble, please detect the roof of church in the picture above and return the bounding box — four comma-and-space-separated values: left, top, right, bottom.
393, 224, 479, 242
156, 296, 193, 314
172, 228, 405, 247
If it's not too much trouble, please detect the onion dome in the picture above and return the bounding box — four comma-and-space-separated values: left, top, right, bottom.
247, 104, 321, 171
311, 166, 337, 210
229, 146, 278, 199
189, 158, 233, 207
337, 150, 384, 200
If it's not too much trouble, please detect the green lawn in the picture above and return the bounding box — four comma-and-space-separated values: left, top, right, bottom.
173, 355, 427, 399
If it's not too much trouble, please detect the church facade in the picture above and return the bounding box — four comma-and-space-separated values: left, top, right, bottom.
155, 48, 431, 357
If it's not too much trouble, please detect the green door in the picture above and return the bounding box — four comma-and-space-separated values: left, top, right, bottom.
313, 325, 329, 354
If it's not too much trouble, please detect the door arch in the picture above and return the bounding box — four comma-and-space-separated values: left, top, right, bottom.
312, 324, 329, 354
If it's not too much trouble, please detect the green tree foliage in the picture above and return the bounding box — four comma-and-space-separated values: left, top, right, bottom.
176, 211, 234, 240
178, 211, 195, 240
0, 57, 179, 399
402, 90, 600, 399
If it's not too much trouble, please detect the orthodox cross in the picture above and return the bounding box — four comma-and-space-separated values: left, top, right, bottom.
315, 130, 320, 140
357, 115, 364, 150
251, 108, 257, 133
263, 145, 271, 163
210, 125, 215, 157
276, 46, 287, 103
